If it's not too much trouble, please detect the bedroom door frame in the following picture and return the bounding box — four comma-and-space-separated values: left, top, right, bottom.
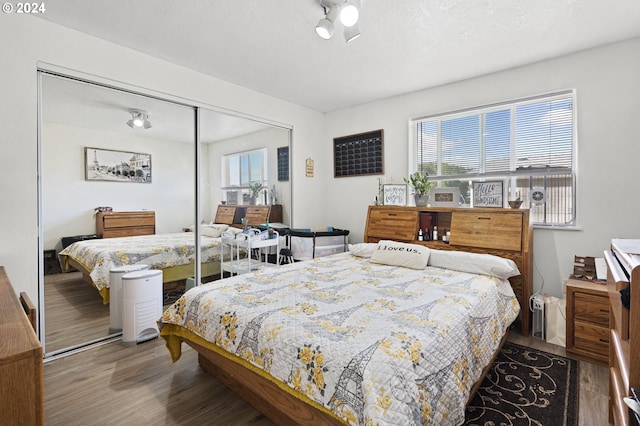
37, 63, 293, 358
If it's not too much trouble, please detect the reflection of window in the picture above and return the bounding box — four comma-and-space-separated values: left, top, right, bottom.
222, 148, 268, 204
411, 90, 576, 227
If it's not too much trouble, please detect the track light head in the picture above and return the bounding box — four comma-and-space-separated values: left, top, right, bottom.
316, 0, 362, 42
340, 0, 360, 27
127, 110, 152, 129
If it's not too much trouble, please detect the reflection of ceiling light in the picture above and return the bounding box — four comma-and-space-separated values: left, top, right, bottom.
127, 110, 152, 129
316, 0, 362, 42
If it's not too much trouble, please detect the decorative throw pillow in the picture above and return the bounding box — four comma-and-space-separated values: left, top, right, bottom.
349, 243, 378, 258
428, 249, 520, 279
369, 240, 430, 270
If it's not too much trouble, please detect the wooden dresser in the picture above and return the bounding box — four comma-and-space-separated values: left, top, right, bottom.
96, 211, 155, 238
565, 278, 609, 365
364, 205, 533, 336
0, 266, 44, 425
605, 239, 640, 425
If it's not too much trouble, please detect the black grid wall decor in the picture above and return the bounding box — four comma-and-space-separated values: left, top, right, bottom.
277, 146, 289, 181
333, 129, 384, 178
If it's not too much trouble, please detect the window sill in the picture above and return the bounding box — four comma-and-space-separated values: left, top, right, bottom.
532, 224, 582, 231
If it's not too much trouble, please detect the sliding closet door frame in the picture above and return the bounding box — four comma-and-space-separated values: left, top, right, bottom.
37, 64, 201, 357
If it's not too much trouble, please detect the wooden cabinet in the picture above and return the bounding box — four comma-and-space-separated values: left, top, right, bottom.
0, 266, 44, 425
364, 205, 533, 336
96, 211, 155, 238
605, 240, 640, 426
565, 278, 609, 365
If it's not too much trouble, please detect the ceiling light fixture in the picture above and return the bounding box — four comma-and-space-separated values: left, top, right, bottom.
127, 110, 152, 129
315, 0, 362, 42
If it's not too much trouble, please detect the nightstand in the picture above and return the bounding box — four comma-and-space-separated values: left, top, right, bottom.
565, 278, 609, 365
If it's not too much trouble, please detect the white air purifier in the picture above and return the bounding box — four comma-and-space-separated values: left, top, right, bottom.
121, 269, 163, 345
109, 264, 150, 334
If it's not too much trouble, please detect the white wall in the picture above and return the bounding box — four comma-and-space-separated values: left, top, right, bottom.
42, 123, 198, 250
0, 16, 326, 301
324, 37, 640, 298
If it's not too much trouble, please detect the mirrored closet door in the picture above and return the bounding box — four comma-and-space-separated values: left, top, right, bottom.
39, 72, 293, 357
39, 72, 197, 356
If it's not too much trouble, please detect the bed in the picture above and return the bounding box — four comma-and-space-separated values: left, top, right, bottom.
58, 230, 231, 304
159, 240, 522, 425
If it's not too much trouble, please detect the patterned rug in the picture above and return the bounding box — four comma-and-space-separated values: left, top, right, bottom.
464, 342, 579, 426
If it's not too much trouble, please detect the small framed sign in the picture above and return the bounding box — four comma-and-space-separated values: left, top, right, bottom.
429, 187, 460, 207
472, 181, 503, 207
383, 184, 407, 206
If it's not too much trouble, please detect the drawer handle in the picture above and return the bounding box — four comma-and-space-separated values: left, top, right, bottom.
478, 217, 491, 220
600, 310, 608, 313
388, 213, 397, 216
599, 339, 608, 343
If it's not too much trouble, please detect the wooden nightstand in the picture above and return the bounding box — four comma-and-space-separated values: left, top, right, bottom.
565, 278, 609, 365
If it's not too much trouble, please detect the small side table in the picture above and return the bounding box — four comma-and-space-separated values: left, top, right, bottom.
565, 278, 609, 365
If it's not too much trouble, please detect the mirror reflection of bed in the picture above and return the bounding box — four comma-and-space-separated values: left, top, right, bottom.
40, 73, 292, 356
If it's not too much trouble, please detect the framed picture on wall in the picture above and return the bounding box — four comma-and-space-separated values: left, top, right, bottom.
383, 184, 407, 206
85, 147, 152, 183
472, 181, 503, 207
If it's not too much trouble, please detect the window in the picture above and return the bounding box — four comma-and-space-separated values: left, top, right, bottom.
411, 90, 576, 227
222, 148, 268, 204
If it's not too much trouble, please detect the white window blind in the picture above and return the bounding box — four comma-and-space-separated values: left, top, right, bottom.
412, 90, 576, 226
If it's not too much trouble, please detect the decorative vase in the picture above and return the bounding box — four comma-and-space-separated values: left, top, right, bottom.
414, 194, 429, 207
249, 197, 257, 205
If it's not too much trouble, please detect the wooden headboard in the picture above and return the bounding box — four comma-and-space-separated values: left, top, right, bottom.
364, 205, 533, 336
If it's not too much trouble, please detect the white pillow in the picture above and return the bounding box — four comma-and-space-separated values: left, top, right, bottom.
201, 224, 229, 238
348, 243, 378, 258
369, 240, 430, 270
225, 226, 243, 235
428, 249, 520, 279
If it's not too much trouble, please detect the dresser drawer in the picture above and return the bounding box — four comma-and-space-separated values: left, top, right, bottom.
574, 292, 609, 326
574, 320, 609, 355
366, 208, 418, 241
449, 211, 522, 251
102, 214, 155, 229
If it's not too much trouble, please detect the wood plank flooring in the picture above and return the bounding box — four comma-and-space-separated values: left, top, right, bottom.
44, 272, 111, 353
44, 330, 610, 425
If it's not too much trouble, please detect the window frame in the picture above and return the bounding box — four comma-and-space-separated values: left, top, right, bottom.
221, 148, 268, 204
409, 90, 577, 228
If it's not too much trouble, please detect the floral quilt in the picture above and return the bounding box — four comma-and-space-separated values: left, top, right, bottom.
58, 232, 223, 292
160, 252, 520, 425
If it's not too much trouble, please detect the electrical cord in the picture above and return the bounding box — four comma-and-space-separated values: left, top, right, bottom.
529, 254, 545, 312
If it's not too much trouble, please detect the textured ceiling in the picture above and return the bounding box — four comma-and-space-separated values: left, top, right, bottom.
37, 0, 640, 112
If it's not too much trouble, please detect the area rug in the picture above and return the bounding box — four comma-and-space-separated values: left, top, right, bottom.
464, 342, 579, 426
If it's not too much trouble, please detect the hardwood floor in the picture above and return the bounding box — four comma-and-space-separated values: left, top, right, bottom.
44, 271, 111, 353
44, 330, 610, 425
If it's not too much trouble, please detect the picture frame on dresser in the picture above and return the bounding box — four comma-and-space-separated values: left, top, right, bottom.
85, 147, 152, 183
382, 184, 407, 206
472, 181, 503, 207
429, 187, 460, 207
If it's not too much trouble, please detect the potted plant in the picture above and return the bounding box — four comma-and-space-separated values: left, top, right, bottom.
248, 181, 264, 205
404, 171, 434, 206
